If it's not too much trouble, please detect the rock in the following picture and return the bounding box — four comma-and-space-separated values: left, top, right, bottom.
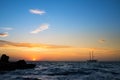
0, 54, 9, 63
0, 54, 36, 71
16, 60, 27, 65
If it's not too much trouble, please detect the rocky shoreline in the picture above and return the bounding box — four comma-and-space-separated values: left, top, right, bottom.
0, 54, 36, 71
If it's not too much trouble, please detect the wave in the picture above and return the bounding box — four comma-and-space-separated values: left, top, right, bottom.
0, 61, 120, 80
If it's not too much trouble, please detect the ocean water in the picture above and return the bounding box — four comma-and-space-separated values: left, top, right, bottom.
0, 61, 120, 80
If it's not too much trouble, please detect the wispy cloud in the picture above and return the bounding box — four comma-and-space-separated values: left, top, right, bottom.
0, 27, 12, 37
0, 40, 71, 49
0, 27, 13, 31
98, 39, 106, 43
0, 32, 8, 37
29, 9, 45, 15
31, 24, 49, 34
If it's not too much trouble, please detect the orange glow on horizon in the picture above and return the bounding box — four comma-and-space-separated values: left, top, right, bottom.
32, 58, 36, 61
0, 44, 120, 61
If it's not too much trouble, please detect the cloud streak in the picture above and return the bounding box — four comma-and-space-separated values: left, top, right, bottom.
29, 9, 45, 15
98, 39, 106, 43
0, 40, 71, 49
0, 27, 13, 31
31, 24, 49, 34
0, 32, 8, 37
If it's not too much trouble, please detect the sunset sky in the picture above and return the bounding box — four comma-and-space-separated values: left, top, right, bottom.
0, 0, 120, 61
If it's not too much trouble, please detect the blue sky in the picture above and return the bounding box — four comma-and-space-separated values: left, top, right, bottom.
0, 0, 120, 47
0, 0, 120, 61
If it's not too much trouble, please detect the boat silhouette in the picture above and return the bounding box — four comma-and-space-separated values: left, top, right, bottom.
87, 51, 98, 62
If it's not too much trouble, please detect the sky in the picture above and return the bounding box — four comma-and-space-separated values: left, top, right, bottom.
0, 0, 120, 61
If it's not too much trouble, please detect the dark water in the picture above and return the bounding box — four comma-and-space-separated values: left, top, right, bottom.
0, 61, 120, 80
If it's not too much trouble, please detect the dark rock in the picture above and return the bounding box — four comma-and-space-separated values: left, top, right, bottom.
0, 54, 36, 71
16, 60, 27, 65
0, 54, 9, 63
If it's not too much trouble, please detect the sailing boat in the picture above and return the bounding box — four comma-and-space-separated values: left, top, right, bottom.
87, 50, 98, 62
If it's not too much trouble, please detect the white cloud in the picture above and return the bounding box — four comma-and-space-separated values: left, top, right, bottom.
0, 32, 8, 37
0, 27, 13, 30
31, 24, 49, 34
29, 9, 45, 15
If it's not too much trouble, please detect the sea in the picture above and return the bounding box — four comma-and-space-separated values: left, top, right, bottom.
0, 61, 120, 80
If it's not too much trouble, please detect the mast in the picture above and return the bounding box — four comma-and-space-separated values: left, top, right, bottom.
88, 50, 97, 62
92, 50, 94, 60
89, 50, 94, 60
89, 51, 91, 60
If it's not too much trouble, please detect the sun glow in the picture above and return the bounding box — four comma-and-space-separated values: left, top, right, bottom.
32, 58, 36, 61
